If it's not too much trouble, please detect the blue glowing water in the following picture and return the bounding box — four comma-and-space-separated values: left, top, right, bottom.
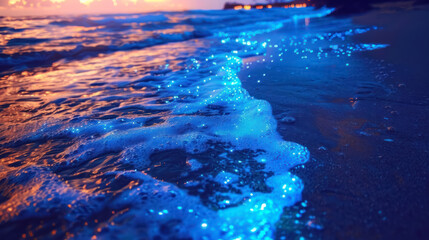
0, 7, 388, 239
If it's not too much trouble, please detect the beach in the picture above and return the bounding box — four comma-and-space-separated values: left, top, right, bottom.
0, 3, 428, 240
240, 4, 429, 239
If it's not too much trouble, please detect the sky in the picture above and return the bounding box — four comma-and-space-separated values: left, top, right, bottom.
0, 0, 254, 16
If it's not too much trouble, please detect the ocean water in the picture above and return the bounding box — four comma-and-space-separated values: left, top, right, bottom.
0, 7, 387, 240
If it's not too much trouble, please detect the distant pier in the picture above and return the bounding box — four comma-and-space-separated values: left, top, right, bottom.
224, 0, 312, 10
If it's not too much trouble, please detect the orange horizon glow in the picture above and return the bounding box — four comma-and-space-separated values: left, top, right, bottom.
0, 0, 255, 16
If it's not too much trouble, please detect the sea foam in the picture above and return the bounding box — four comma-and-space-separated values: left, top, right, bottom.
0, 7, 338, 240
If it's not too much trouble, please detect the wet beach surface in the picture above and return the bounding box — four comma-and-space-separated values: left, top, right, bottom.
0, 5, 428, 240
240, 6, 429, 240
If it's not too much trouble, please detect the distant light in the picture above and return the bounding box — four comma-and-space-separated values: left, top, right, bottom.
234, 6, 243, 10
243, 5, 251, 10
202, 223, 208, 228
79, 0, 94, 6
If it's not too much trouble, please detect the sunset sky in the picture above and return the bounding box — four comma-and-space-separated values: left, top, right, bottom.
0, 0, 254, 16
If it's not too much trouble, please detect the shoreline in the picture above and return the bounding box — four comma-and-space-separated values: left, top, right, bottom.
239, 5, 429, 239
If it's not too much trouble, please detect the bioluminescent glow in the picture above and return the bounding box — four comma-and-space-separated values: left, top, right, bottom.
0, 6, 389, 239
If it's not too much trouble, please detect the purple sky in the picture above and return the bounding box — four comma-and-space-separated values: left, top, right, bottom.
0, 0, 255, 16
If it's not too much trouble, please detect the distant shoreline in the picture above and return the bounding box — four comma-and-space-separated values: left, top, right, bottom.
224, 0, 429, 16
223, 1, 310, 11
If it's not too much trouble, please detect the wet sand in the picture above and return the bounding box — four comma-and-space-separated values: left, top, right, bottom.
241, 5, 429, 240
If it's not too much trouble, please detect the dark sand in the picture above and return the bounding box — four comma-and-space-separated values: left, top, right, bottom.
241, 5, 429, 240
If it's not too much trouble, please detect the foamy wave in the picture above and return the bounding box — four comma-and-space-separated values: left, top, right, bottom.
0, 7, 339, 240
